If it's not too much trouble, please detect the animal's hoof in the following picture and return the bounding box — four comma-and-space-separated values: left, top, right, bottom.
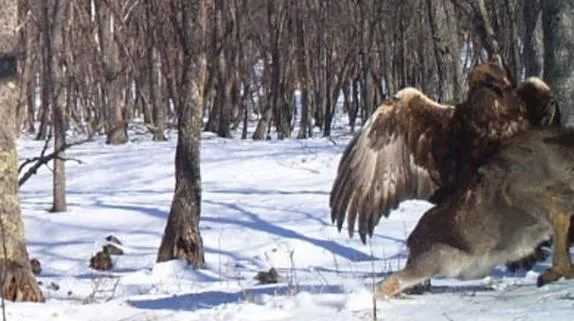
375, 276, 401, 299
537, 267, 574, 287
404, 279, 431, 295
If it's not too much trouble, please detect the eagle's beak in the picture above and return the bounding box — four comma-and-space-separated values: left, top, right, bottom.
502, 76, 512, 88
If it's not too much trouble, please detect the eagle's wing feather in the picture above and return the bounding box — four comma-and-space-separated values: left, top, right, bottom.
329, 88, 455, 243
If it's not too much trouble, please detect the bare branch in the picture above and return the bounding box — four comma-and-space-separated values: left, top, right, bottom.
18, 136, 51, 174
18, 139, 88, 187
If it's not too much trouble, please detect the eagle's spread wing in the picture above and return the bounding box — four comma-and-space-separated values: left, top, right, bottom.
329, 88, 455, 243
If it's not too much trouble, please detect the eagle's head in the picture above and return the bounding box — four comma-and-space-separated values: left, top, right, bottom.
516, 77, 561, 127
467, 63, 512, 94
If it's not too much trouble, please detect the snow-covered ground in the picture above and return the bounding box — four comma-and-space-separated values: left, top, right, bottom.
7, 126, 574, 321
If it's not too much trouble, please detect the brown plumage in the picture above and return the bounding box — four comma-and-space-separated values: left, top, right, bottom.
330, 63, 560, 244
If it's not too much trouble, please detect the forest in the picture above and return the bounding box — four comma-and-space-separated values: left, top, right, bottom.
14, 0, 574, 144
0, 0, 572, 306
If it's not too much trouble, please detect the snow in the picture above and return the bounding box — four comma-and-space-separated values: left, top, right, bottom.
7, 127, 574, 321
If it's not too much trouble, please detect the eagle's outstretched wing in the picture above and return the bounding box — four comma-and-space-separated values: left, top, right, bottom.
329, 67, 559, 245
329, 88, 455, 243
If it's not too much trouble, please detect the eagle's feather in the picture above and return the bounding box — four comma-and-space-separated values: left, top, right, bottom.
330, 63, 559, 244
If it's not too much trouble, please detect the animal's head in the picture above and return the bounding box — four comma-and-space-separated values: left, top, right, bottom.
516, 77, 561, 127
467, 63, 512, 93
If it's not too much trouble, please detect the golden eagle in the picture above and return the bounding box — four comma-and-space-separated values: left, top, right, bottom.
329, 63, 560, 243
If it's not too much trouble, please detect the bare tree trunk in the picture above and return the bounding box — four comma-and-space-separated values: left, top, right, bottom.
253, 1, 281, 140
295, 5, 311, 139
36, 104, 50, 140
359, 1, 374, 121
313, 0, 326, 129
150, 46, 167, 141
42, 0, 67, 213
146, 2, 167, 141
96, 2, 127, 145
476, 0, 503, 63
523, 0, 542, 77
0, 0, 44, 302
542, 0, 574, 125
240, 83, 250, 139
265, 0, 282, 138
16, 0, 35, 135
341, 79, 354, 132
214, 0, 232, 138
502, 0, 521, 82
276, 62, 293, 139
426, 0, 460, 101
157, 0, 206, 267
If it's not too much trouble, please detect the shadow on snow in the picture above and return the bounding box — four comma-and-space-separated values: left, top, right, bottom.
202, 199, 378, 262
127, 283, 345, 312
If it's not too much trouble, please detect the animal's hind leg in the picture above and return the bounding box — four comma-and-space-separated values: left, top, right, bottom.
376, 268, 432, 299
375, 252, 439, 298
537, 208, 574, 286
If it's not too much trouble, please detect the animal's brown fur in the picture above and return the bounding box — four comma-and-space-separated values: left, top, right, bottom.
377, 128, 574, 298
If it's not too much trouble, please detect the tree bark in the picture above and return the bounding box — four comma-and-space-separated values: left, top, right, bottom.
0, 0, 44, 302
157, 0, 206, 268
214, 0, 232, 138
96, 2, 128, 145
542, 0, 574, 124
253, 0, 282, 140
523, 0, 542, 77
146, 1, 167, 142
426, 0, 460, 102
295, 5, 311, 139
41, 0, 67, 213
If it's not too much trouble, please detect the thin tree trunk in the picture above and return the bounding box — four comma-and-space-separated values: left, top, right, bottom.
314, 0, 326, 129
150, 47, 167, 141
250, 1, 278, 140
146, 1, 167, 141
296, 5, 311, 139
241, 83, 250, 139
36, 104, 50, 140
341, 79, 353, 132
42, 0, 67, 213
215, 0, 232, 138
96, 2, 127, 145
523, 0, 542, 77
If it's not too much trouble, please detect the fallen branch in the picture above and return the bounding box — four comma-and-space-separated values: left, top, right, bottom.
18, 138, 88, 187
